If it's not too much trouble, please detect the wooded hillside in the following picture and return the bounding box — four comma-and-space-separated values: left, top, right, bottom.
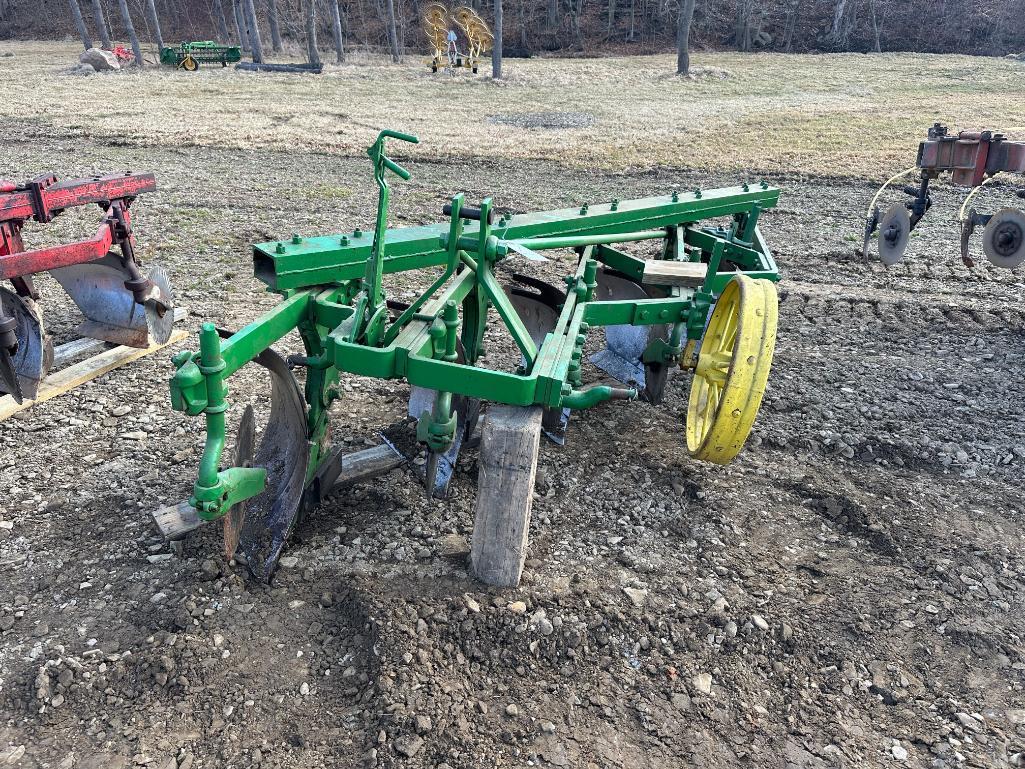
1, 0, 1023, 57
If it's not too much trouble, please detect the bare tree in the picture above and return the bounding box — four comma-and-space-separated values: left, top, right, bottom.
233, 0, 250, 50
869, 0, 882, 52
266, 0, 282, 51
212, 0, 231, 41
676, 0, 694, 74
492, 0, 503, 77
828, 0, 852, 49
327, 0, 345, 63
90, 0, 111, 48
243, 0, 264, 61
304, 0, 321, 66
546, 0, 558, 33
384, 0, 400, 62
734, 0, 752, 51
144, 0, 163, 49
68, 0, 93, 49
116, 0, 144, 64
781, 0, 801, 52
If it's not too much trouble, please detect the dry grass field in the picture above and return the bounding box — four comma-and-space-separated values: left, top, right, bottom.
3, 41, 1024, 177
1, 41, 1024, 769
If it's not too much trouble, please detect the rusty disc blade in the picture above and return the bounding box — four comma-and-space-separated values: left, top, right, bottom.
877, 203, 911, 266
0, 346, 23, 404
0, 286, 52, 401
144, 265, 176, 345
224, 404, 256, 560
982, 207, 1025, 268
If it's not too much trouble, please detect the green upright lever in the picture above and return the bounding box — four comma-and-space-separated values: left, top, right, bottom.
353, 130, 420, 346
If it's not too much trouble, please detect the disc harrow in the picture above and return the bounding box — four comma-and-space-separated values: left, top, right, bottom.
168, 130, 782, 586
0, 173, 175, 404
864, 123, 1025, 268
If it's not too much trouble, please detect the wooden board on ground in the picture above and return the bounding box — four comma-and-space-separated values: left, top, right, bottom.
152, 443, 406, 541
641, 260, 708, 287
0, 326, 189, 422
470, 405, 544, 588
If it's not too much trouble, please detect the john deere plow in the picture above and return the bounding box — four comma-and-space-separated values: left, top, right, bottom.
169, 130, 781, 586
1, 173, 175, 405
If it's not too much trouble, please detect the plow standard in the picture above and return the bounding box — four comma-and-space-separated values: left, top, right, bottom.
1, 173, 175, 405
169, 131, 780, 586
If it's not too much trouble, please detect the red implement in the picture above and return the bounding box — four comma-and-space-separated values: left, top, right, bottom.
0, 172, 173, 403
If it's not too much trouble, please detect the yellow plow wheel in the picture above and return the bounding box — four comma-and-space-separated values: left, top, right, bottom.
686, 274, 778, 465
180, 55, 198, 72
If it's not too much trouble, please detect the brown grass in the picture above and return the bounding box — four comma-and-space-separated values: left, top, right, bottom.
3, 40, 1024, 179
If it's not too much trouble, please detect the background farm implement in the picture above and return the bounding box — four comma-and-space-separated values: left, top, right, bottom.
865, 124, 1025, 267
0, 172, 176, 408
159, 41, 242, 70
168, 130, 781, 587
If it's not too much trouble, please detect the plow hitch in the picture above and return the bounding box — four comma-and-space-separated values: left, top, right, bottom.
166, 129, 782, 586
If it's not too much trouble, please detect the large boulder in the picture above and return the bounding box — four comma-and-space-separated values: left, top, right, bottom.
79, 47, 120, 72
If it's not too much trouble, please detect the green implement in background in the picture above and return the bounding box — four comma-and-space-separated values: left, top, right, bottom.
159, 41, 242, 70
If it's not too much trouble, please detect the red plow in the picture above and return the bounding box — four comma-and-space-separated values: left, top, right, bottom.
0, 172, 175, 404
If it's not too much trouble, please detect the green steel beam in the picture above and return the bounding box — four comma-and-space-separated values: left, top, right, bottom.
254, 185, 780, 291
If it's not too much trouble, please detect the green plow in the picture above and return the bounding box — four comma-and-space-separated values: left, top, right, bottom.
169, 129, 782, 586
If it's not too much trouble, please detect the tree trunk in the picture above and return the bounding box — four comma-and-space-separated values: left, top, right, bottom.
68, 0, 93, 49
328, 0, 345, 63
869, 0, 881, 52
384, 0, 400, 62
546, 0, 558, 34
734, 0, 751, 52
781, 0, 801, 52
213, 0, 231, 42
676, 0, 695, 74
117, 0, 144, 65
266, 0, 282, 51
304, 0, 321, 66
233, 0, 250, 50
144, 0, 163, 49
91, 0, 111, 48
606, 0, 614, 36
243, 0, 264, 62
828, 0, 848, 48
492, 0, 503, 77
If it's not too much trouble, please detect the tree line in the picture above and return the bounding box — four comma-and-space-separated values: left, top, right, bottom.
1, 0, 1023, 71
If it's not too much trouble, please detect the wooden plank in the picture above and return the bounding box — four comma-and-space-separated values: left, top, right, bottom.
152, 444, 406, 541
152, 500, 203, 540
329, 443, 406, 490
0, 327, 188, 422
470, 405, 544, 587
52, 308, 188, 367
641, 260, 708, 287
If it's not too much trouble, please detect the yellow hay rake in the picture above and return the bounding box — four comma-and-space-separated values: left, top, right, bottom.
422, 4, 492, 73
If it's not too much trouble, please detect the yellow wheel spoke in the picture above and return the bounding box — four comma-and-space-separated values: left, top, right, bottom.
687, 276, 778, 466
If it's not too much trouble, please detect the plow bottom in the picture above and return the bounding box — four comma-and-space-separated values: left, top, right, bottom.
590, 268, 672, 403
229, 345, 310, 582
50, 253, 154, 348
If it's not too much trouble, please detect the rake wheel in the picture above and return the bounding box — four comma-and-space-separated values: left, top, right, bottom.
687, 274, 777, 465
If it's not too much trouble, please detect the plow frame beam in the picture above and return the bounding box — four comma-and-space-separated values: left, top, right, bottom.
171, 174, 781, 523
